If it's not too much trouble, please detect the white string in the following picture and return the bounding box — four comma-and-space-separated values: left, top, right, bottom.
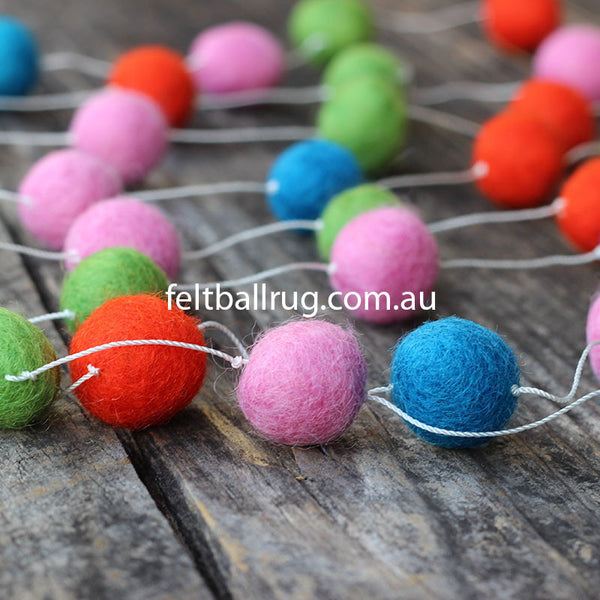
4, 338, 248, 384
407, 104, 480, 137
0, 131, 70, 146
198, 321, 249, 360
567, 141, 600, 165
201, 86, 327, 110
133, 181, 267, 202
169, 126, 315, 144
183, 220, 322, 260
378, 1, 481, 34
378, 162, 486, 190
0, 241, 76, 261
65, 364, 100, 394
429, 198, 563, 234
412, 81, 520, 106
0, 89, 96, 112
42, 52, 111, 79
0, 190, 31, 206
442, 246, 600, 270
28, 309, 76, 324
177, 262, 332, 291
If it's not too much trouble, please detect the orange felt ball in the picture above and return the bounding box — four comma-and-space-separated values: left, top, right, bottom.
556, 158, 600, 252
472, 111, 564, 209
69, 294, 207, 430
109, 45, 196, 126
482, 0, 561, 53
510, 79, 595, 151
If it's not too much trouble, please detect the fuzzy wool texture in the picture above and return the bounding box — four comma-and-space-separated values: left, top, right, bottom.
317, 183, 398, 260
63, 197, 181, 279
0, 16, 39, 95
586, 294, 600, 381
237, 320, 367, 446
482, 0, 561, 53
18, 149, 122, 250
70, 88, 169, 185
288, 0, 373, 66
109, 45, 196, 126
322, 43, 407, 93
60, 247, 169, 333
472, 110, 564, 208
329, 206, 439, 324
0, 307, 60, 429
391, 317, 520, 449
557, 158, 600, 252
69, 295, 207, 430
533, 25, 600, 102
317, 75, 406, 174
267, 139, 363, 222
189, 22, 285, 95
510, 79, 595, 152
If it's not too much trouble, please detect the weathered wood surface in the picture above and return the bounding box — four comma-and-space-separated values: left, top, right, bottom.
1, 0, 600, 599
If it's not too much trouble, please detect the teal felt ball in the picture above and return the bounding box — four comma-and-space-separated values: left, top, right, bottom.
0, 17, 39, 96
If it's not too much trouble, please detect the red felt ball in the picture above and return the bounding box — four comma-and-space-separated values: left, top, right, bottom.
482, 0, 561, 53
69, 295, 207, 430
510, 79, 595, 151
556, 158, 600, 252
472, 110, 564, 208
109, 45, 196, 126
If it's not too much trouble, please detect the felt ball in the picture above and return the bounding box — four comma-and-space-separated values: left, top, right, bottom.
0, 16, 39, 96
60, 247, 169, 332
317, 76, 406, 174
288, 0, 373, 66
391, 317, 520, 449
472, 110, 564, 208
237, 320, 367, 446
586, 294, 600, 382
533, 25, 600, 102
63, 197, 181, 279
18, 149, 122, 250
556, 158, 600, 253
317, 184, 398, 260
329, 206, 439, 324
322, 43, 408, 92
482, 0, 561, 53
189, 22, 285, 95
0, 307, 60, 428
108, 45, 196, 126
70, 89, 169, 185
510, 79, 595, 152
69, 295, 207, 430
266, 139, 363, 222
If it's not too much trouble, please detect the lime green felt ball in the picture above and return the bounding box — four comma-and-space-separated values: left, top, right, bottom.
60, 247, 169, 332
0, 308, 60, 428
317, 75, 407, 173
288, 0, 374, 66
322, 44, 409, 92
317, 184, 399, 259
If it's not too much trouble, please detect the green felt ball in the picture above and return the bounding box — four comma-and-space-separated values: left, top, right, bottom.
288, 0, 373, 66
0, 308, 60, 429
317, 75, 407, 173
317, 184, 399, 259
60, 247, 169, 332
323, 44, 409, 92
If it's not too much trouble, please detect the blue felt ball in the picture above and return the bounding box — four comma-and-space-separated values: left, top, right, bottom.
390, 317, 520, 449
266, 138, 363, 223
0, 17, 39, 96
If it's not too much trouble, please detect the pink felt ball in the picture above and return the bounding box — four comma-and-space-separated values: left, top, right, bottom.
237, 320, 367, 446
188, 22, 285, 95
69, 89, 169, 185
586, 294, 600, 381
18, 149, 122, 250
63, 197, 180, 279
329, 206, 439, 324
533, 25, 600, 102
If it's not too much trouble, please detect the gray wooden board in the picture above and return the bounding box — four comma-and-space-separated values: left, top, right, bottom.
0, 0, 599, 599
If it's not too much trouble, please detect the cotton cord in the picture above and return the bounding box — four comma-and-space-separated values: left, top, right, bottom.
66, 364, 100, 394
197, 321, 249, 360
0, 190, 31, 206
0, 131, 70, 146
412, 81, 520, 106
169, 126, 316, 144
28, 309, 76, 325
0, 241, 77, 261
407, 104, 480, 137
0, 89, 96, 112
41, 52, 111, 78
379, 162, 487, 190
201, 86, 328, 110
567, 140, 600, 165
133, 181, 267, 202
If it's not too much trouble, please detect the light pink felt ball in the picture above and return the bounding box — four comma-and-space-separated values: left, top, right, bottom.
63, 197, 180, 279
188, 22, 285, 94
18, 149, 122, 250
586, 294, 600, 381
237, 320, 367, 446
329, 206, 439, 324
533, 25, 600, 102
69, 89, 169, 185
